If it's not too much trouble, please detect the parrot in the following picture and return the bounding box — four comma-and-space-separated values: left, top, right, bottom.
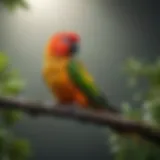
42, 32, 119, 113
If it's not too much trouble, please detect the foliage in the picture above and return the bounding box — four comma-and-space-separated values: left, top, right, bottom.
0, 0, 29, 11
0, 52, 31, 160
109, 57, 160, 160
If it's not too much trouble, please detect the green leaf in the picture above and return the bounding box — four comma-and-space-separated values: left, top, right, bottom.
149, 100, 160, 124
0, 52, 8, 72
142, 64, 160, 86
8, 139, 30, 160
7, 69, 20, 78
2, 110, 22, 126
147, 86, 160, 100
127, 76, 137, 88
124, 58, 143, 76
19, 0, 29, 9
0, 0, 29, 11
109, 133, 121, 153
2, 77, 25, 95
121, 102, 131, 115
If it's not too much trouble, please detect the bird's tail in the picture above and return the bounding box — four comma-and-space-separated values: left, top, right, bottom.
96, 103, 120, 114
93, 93, 120, 114
103, 104, 120, 114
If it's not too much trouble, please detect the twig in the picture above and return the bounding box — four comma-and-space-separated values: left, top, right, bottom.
0, 96, 160, 147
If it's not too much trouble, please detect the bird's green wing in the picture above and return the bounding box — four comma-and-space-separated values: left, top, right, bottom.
67, 59, 109, 109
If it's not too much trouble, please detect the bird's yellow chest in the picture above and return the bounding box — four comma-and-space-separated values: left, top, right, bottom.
42, 57, 75, 101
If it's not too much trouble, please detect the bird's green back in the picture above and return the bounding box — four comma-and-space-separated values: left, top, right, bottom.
67, 59, 109, 109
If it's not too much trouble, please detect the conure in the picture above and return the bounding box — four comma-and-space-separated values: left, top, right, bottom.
42, 32, 118, 113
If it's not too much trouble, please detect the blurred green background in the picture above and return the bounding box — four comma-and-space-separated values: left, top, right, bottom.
0, 0, 159, 160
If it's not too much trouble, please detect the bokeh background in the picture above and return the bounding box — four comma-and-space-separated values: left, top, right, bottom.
0, 0, 159, 159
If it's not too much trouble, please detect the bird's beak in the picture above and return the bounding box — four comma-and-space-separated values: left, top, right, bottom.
70, 43, 79, 54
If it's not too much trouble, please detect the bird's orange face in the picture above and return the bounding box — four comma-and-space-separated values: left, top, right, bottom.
47, 32, 80, 57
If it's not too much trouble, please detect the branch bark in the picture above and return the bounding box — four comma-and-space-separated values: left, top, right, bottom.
0, 96, 160, 147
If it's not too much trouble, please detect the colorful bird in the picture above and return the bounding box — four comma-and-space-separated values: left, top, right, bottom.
42, 32, 118, 113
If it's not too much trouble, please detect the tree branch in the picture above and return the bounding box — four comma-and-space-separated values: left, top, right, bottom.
0, 96, 160, 147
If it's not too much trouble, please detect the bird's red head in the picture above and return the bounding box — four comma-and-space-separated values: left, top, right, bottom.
47, 32, 80, 57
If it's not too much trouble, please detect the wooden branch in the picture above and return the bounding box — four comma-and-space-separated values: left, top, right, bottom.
0, 96, 160, 147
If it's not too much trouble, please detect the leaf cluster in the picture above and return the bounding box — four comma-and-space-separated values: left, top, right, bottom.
0, 0, 29, 11
0, 52, 31, 160
109, 57, 160, 160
